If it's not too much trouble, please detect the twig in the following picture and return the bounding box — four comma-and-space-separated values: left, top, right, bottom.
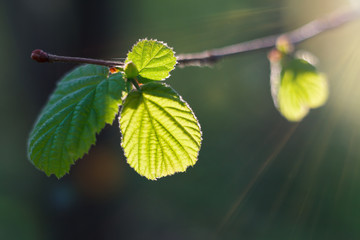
31, 49, 124, 67
31, 7, 360, 68
177, 7, 360, 67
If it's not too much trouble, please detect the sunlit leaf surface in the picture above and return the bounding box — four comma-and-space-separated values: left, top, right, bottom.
120, 82, 202, 180
126, 39, 177, 81
271, 57, 328, 121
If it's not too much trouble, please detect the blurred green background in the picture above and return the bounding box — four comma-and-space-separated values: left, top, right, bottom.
1, 0, 360, 239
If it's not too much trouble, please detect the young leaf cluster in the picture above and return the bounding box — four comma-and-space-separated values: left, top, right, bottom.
28, 39, 202, 180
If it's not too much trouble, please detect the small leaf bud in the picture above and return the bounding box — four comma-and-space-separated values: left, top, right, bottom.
124, 61, 139, 79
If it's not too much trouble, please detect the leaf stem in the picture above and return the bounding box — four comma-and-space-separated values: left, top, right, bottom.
177, 6, 360, 66
129, 78, 141, 91
31, 49, 124, 68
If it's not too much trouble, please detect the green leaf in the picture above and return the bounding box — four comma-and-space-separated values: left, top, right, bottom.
126, 39, 177, 81
119, 82, 202, 180
28, 64, 129, 178
271, 57, 328, 122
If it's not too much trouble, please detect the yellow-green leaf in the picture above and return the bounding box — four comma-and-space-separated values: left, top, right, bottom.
119, 82, 202, 180
271, 57, 328, 121
125, 39, 177, 81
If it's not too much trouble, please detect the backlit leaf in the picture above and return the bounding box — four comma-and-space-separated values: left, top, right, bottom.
126, 39, 177, 81
28, 65, 129, 178
119, 82, 202, 180
271, 56, 328, 121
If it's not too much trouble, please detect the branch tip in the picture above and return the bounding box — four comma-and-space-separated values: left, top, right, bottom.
31, 49, 49, 63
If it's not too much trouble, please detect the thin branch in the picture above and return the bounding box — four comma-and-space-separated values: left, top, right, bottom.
31, 49, 124, 67
177, 7, 360, 67
31, 7, 360, 68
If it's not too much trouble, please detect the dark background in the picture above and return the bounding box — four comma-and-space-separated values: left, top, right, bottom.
1, 0, 360, 239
